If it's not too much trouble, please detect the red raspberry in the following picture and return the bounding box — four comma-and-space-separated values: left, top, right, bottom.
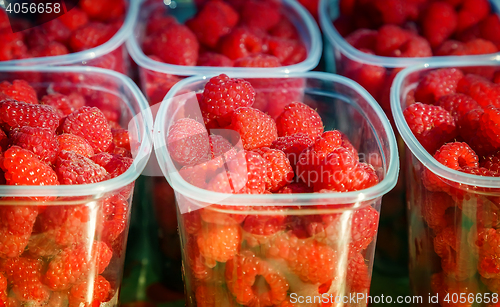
423, 142, 479, 192
422, 192, 455, 231
458, 108, 483, 142
375, 25, 411, 57
41, 93, 85, 117
233, 150, 268, 194
2, 257, 50, 305
58, 7, 89, 31
69, 22, 115, 52
219, 27, 263, 60
269, 17, 299, 40
480, 15, 500, 47
10, 126, 58, 164
167, 118, 210, 167
186, 0, 238, 48
197, 223, 241, 264
242, 206, 286, 238
0, 100, 60, 132
145, 12, 177, 35
0, 32, 28, 61
271, 133, 315, 171
473, 228, 500, 278
234, 54, 281, 67
99, 194, 129, 245
371, 0, 406, 26
435, 40, 466, 56
111, 128, 130, 151
200, 204, 247, 226
0, 273, 5, 305
345, 29, 378, 51
265, 37, 306, 65
62, 106, 113, 153
433, 227, 477, 280
276, 102, 323, 139
186, 237, 213, 282
145, 23, 199, 66
200, 74, 255, 126
69, 275, 110, 307
277, 182, 313, 193
26, 19, 70, 49
0, 206, 38, 258
225, 251, 288, 306
478, 105, 500, 150
430, 273, 478, 307
0, 80, 37, 105
481, 151, 500, 174
313, 158, 379, 192
240, 0, 280, 31
55, 150, 110, 184
452, 38, 498, 55
57, 134, 94, 158
79, 0, 125, 21
403, 102, 457, 154
436, 93, 481, 123
457, 74, 500, 108
421, 2, 457, 48
347, 253, 371, 293
1, 146, 59, 186
197, 52, 233, 67
228, 107, 278, 150
346, 60, 387, 100
456, 0, 490, 32
253, 147, 294, 192
414, 68, 464, 105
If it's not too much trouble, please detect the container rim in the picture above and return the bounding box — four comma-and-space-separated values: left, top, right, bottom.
0, 0, 139, 66
154, 71, 400, 207
0, 65, 153, 197
390, 61, 500, 189
126, 0, 322, 76
318, 0, 500, 68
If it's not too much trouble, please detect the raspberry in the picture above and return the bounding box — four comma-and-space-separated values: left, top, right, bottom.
478, 105, 500, 150
313, 159, 379, 192
241, 0, 280, 31
58, 7, 89, 31
186, 0, 238, 48
111, 128, 130, 151
436, 93, 481, 123
200, 74, 255, 126
69, 22, 115, 52
422, 192, 455, 231
456, 0, 490, 32
41, 93, 85, 117
57, 134, 94, 158
277, 182, 313, 194
421, 2, 457, 48
145, 23, 199, 66
197, 52, 233, 67
265, 37, 306, 65
55, 150, 110, 184
0, 80, 37, 105
10, 126, 58, 164
375, 25, 411, 57
276, 102, 323, 139
29, 42, 69, 58
2, 257, 50, 305
234, 54, 281, 67
1, 146, 59, 186
225, 251, 288, 306
345, 29, 378, 51
98, 194, 129, 246
26, 20, 70, 49
480, 15, 500, 47
167, 118, 210, 167
271, 133, 315, 170
0, 32, 28, 61
482, 276, 500, 293
253, 147, 293, 192
457, 108, 483, 143
145, 12, 177, 35
423, 142, 479, 192
200, 204, 248, 226
69, 275, 110, 307
38, 204, 91, 247
435, 40, 466, 56
371, 0, 406, 26
452, 38, 498, 55
430, 273, 478, 307
196, 223, 241, 263
481, 151, 500, 174
457, 74, 500, 108
347, 253, 371, 293
473, 228, 500, 278
228, 107, 278, 151
62, 106, 113, 153
0, 100, 60, 132
0, 273, 5, 305
269, 17, 299, 40
233, 150, 268, 194
242, 206, 286, 238
186, 237, 213, 282
219, 27, 262, 60
79, 0, 125, 21
0, 206, 38, 258
414, 68, 464, 105
433, 227, 477, 280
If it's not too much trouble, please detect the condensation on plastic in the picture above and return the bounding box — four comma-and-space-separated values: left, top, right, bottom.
126, 0, 322, 76
0, 1, 138, 70
319, 0, 500, 69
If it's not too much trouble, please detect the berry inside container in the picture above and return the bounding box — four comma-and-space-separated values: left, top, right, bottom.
126, 0, 322, 106
0, 66, 152, 307
154, 72, 399, 306
0, 0, 138, 76
391, 62, 500, 306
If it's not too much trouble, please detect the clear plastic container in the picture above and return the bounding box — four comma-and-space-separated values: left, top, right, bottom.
154, 72, 399, 306
0, 1, 139, 75
0, 66, 152, 307
391, 61, 500, 307
126, 0, 322, 106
